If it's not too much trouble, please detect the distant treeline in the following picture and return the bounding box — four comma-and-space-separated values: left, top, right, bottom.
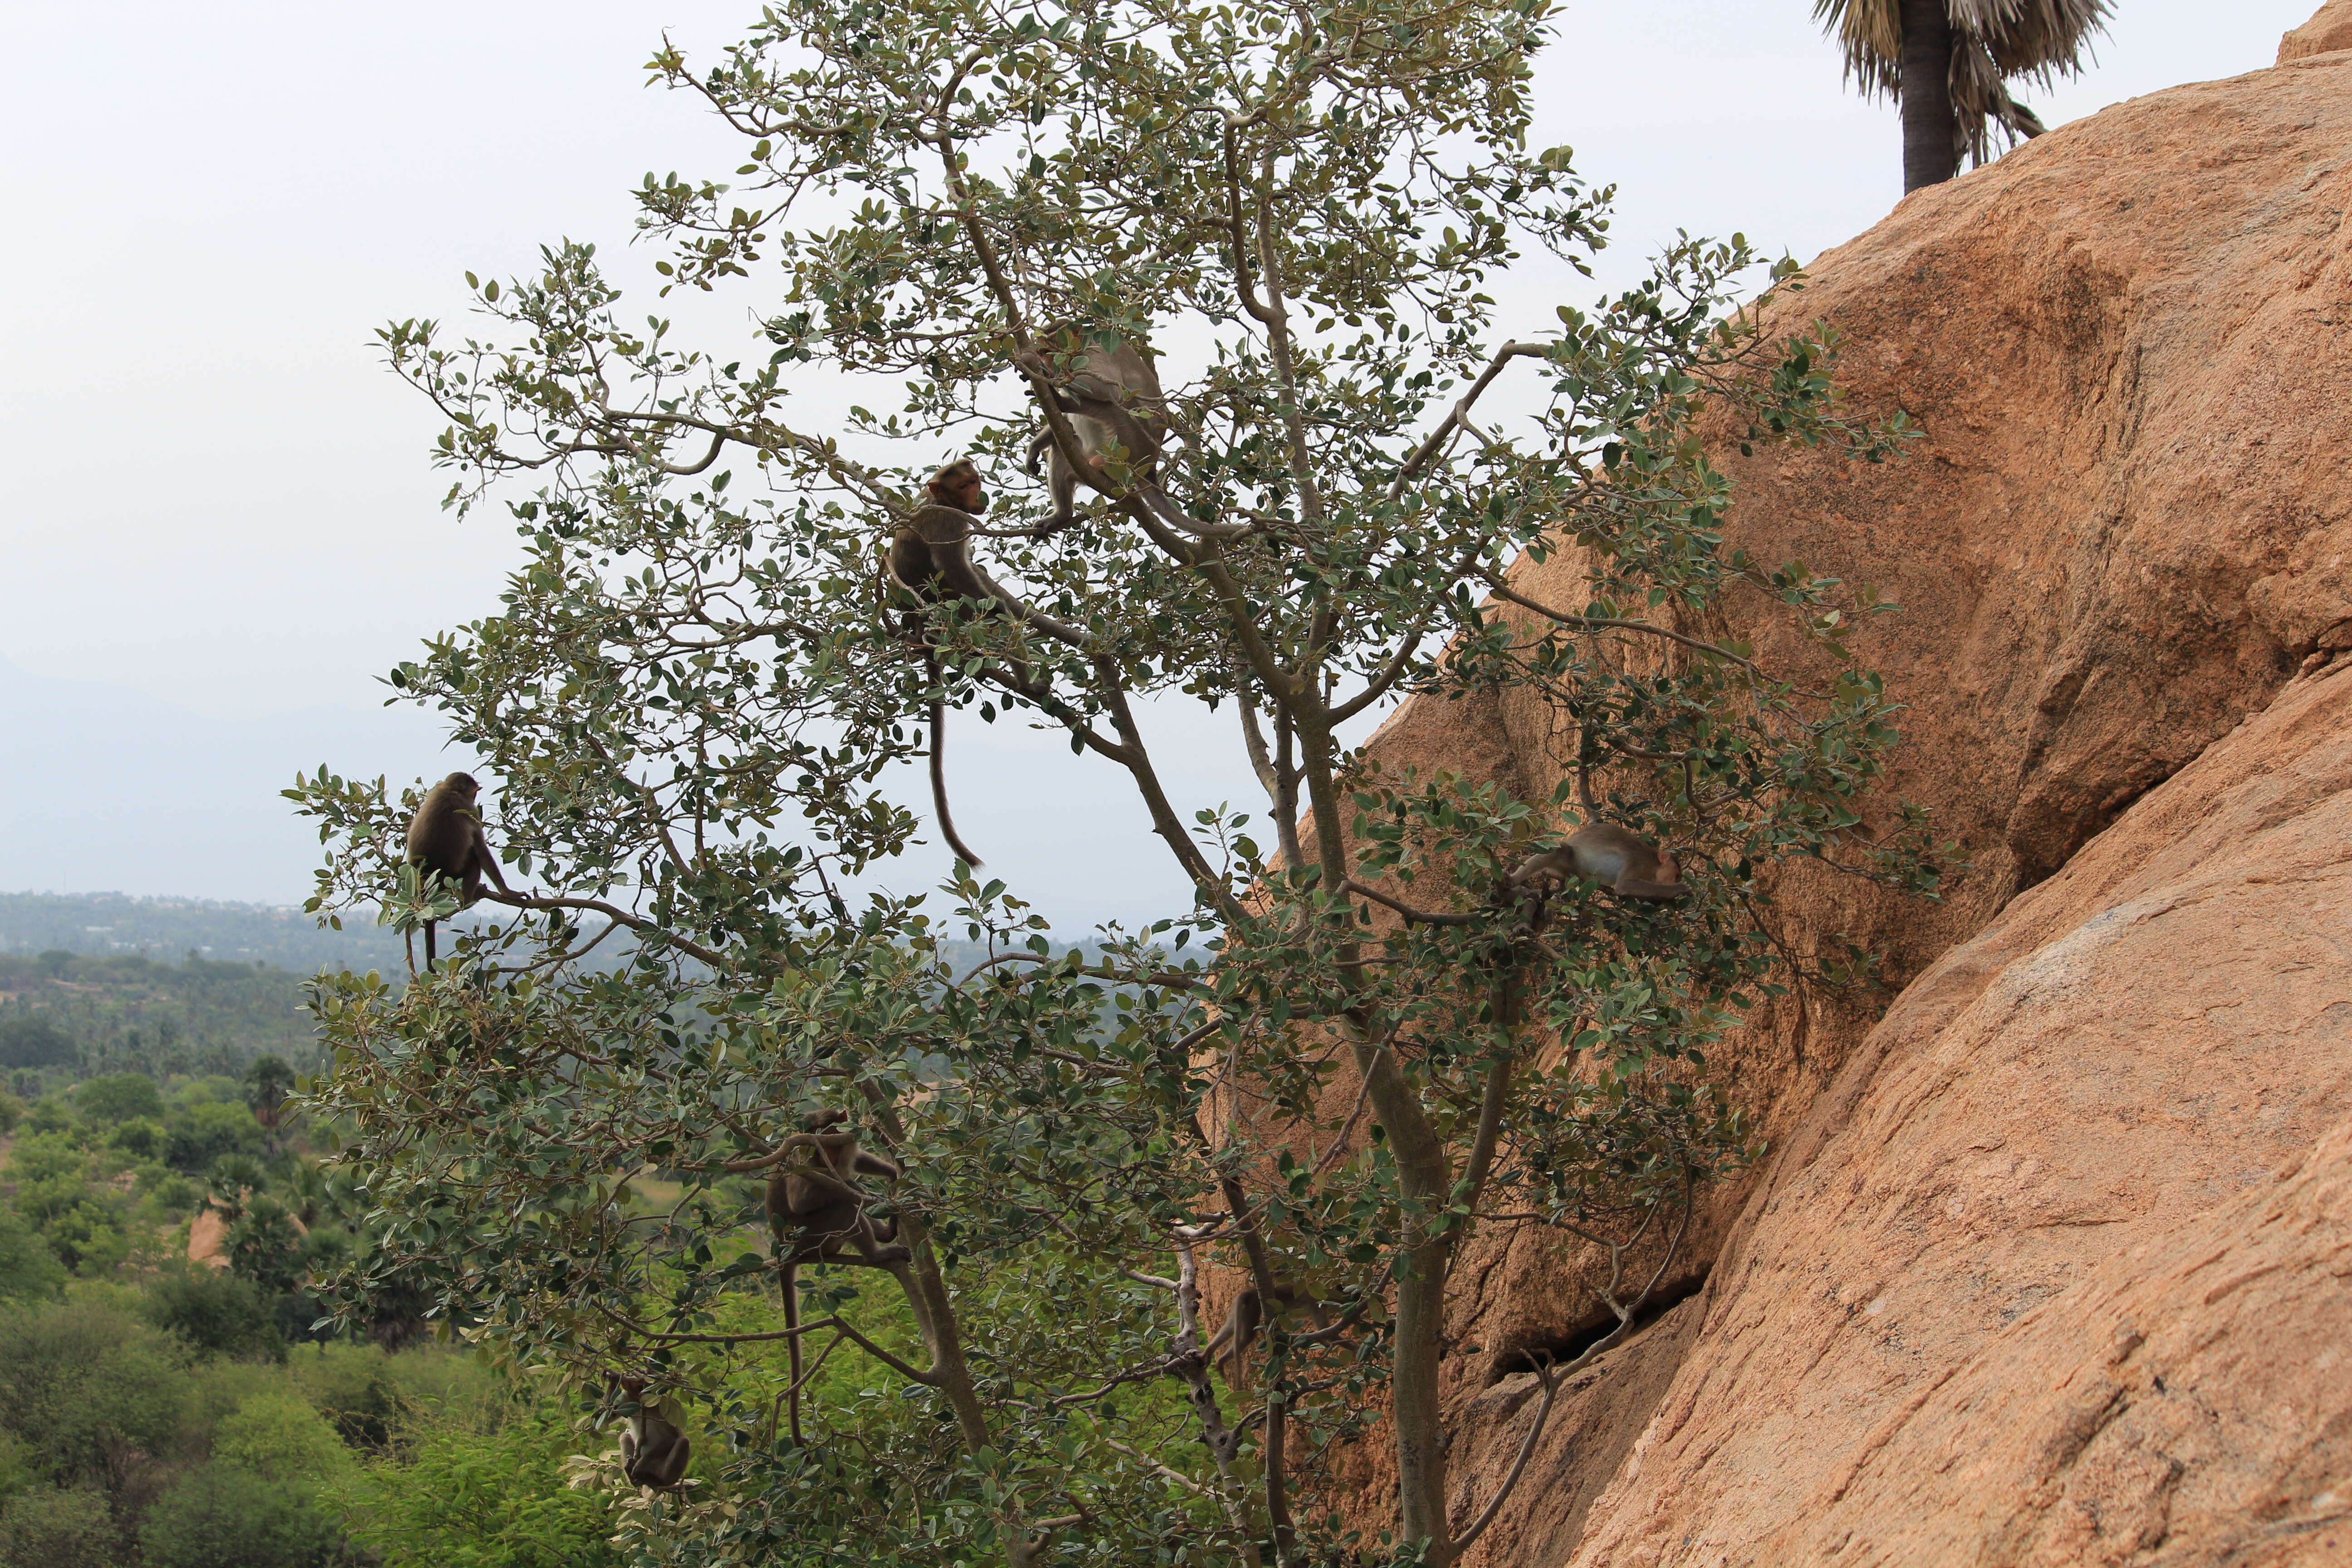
0, 891, 408, 973
0, 950, 323, 1085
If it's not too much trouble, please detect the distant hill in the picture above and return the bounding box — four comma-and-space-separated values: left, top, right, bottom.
0, 891, 407, 974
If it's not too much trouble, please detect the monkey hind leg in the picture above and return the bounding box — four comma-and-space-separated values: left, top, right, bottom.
929, 693, 986, 869
1034, 448, 1079, 538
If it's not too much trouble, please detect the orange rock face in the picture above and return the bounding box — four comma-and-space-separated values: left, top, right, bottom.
1564, 662, 2352, 1568
1352, 16, 2352, 1565
2279, 0, 2352, 61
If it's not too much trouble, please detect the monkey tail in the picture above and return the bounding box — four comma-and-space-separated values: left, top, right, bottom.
923, 650, 985, 868
782, 1258, 804, 1447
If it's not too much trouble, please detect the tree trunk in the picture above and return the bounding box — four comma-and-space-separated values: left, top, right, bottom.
1900, 0, 1957, 192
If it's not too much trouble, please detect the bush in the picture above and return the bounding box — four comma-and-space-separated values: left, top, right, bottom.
0, 1210, 65, 1304
226, 1197, 307, 1294
4, 1132, 83, 1187
0, 1090, 21, 1134
0, 1485, 118, 1568
214, 1391, 355, 1486
286, 1346, 407, 1453
144, 1270, 284, 1362
339, 1411, 617, 1568
107, 1118, 167, 1162
0, 1210, 67, 1304
29, 1193, 129, 1277
0, 1017, 74, 1071
137, 1168, 202, 1220
139, 1464, 344, 1568
74, 1073, 164, 1124
0, 1297, 189, 1491
164, 1101, 264, 1173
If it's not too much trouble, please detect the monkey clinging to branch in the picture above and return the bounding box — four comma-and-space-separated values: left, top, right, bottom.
404, 771, 514, 968
1020, 324, 1166, 536
886, 458, 1007, 868
768, 1108, 911, 1444
1508, 821, 1689, 902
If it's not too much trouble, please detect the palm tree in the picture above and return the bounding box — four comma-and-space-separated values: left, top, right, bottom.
1816, 0, 2111, 192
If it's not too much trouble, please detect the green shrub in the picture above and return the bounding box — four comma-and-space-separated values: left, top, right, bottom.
108, 1118, 167, 1161
0, 1484, 118, 1568
74, 1073, 165, 1124
143, 1269, 284, 1362
32, 1195, 130, 1277
0, 1296, 189, 1490
4, 1132, 86, 1187
139, 1464, 344, 1568
164, 1101, 264, 1173
286, 1345, 407, 1452
340, 1411, 617, 1568
0, 1210, 65, 1303
0, 1017, 74, 1071
214, 1391, 355, 1485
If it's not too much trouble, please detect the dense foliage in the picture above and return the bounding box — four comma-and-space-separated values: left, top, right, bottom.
0, 1084, 626, 1565
289, 0, 1940, 1563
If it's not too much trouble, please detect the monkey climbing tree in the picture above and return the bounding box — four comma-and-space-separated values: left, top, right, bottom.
289, 1, 1942, 1563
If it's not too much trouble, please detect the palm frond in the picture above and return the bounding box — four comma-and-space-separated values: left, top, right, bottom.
1813, 0, 2108, 164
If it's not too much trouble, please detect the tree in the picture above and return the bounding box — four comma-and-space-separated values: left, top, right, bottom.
1816, 0, 2110, 192
292, 1, 1939, 1562
74, 1072, 165, 1125
0, 1014, 75, 1071
245, 1054, 299, 1152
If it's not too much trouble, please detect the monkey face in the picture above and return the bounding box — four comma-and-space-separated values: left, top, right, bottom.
926, 460, 986, 515
946, 473, 986, 514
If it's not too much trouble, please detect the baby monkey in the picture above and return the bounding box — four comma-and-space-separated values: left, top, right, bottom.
1507, 822, 1688, 902
613, 1378, 691, 1491
403, 771, 514, 968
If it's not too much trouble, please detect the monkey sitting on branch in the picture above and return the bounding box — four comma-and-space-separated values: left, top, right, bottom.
885, 457, 1024, 868
1506, 821, 1689, 903
767, 1108, 911, 1444
1019, 323, 1167, 537
611, 1377, 692, 1492
403, 771, 515, 969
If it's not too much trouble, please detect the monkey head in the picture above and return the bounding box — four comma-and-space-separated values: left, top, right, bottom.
926, 458, 987, 515
439, 771, 482, 800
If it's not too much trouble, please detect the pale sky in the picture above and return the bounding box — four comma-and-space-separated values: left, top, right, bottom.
0, 0, 2320, 926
